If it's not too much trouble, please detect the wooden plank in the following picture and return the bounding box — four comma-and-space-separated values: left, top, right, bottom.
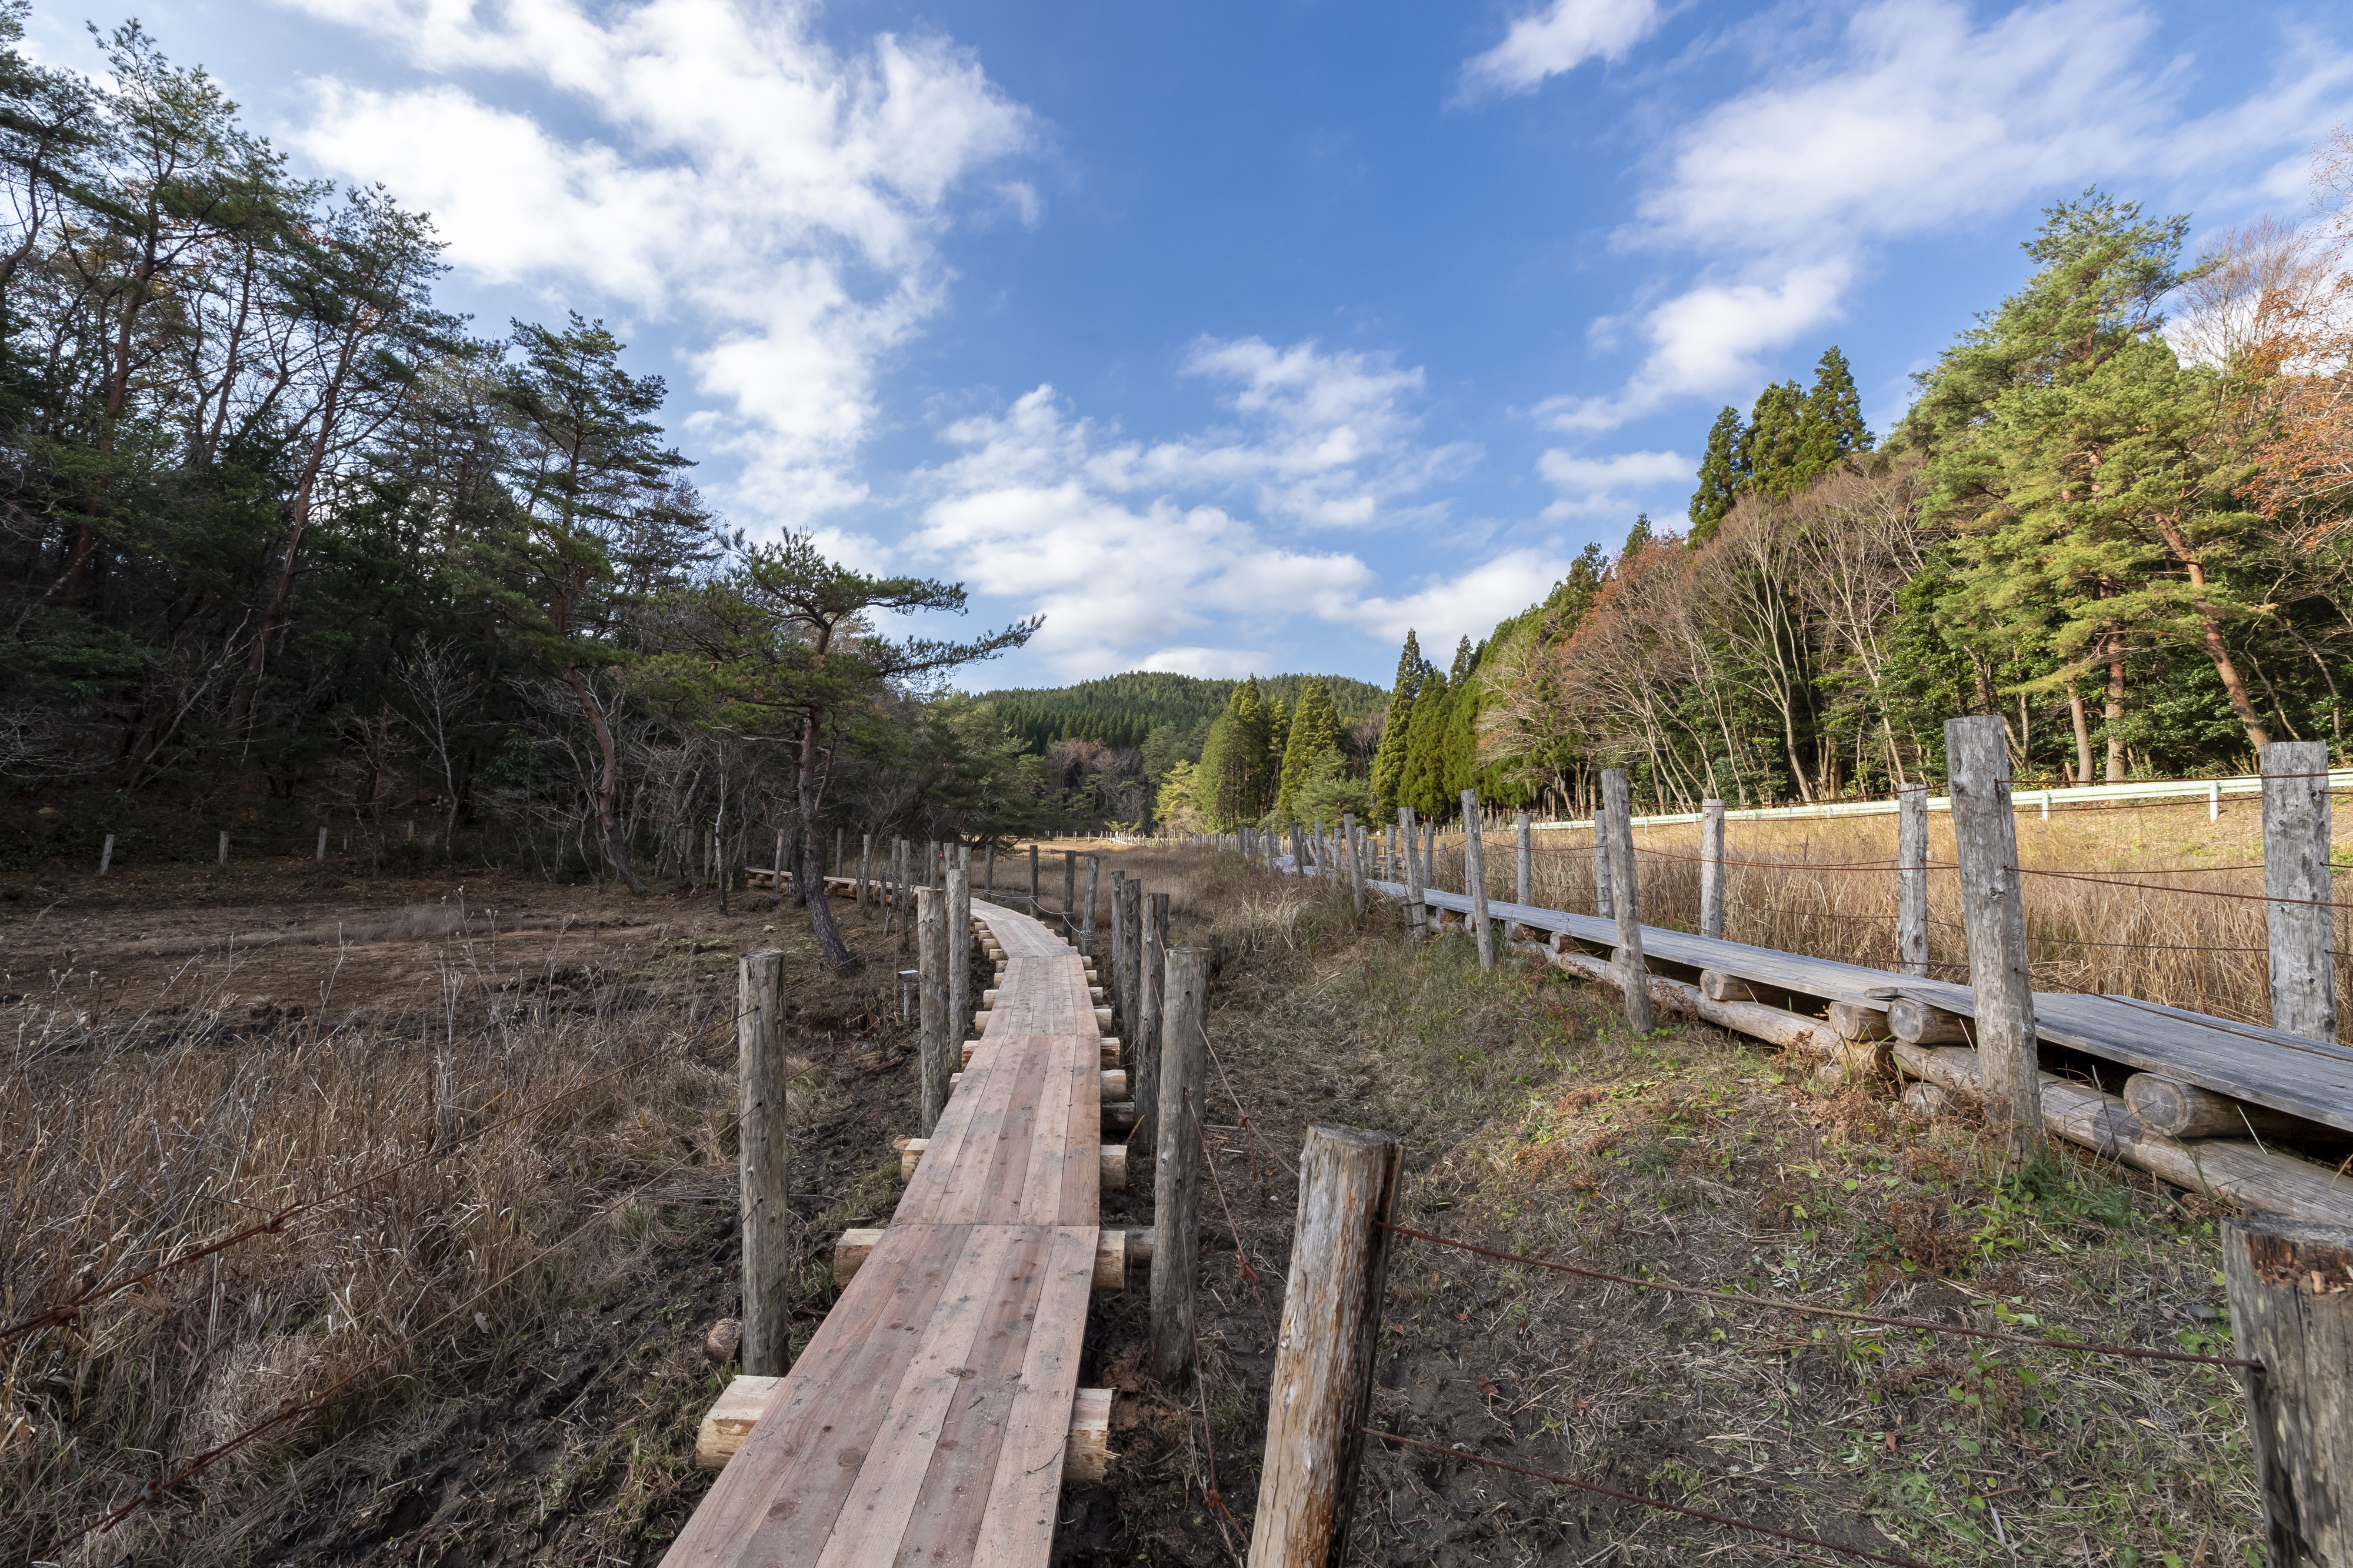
695, 1374, 779, 1469
1006, 1032, 1077, 1225
899, 1044, 1025, 1225
659, 1225, 961, 1567
961, 1225, 1101, 1566
813, 1226, 1042, 1568
947, 1039, 1049, 1226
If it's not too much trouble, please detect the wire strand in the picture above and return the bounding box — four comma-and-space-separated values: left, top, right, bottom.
1378, 1221, 2255, 1368
1363, 1428, 1937, 1568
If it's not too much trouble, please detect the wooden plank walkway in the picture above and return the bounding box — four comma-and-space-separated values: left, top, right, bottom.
662, 899, 1104, 1567
1379, 879, 2353, 1135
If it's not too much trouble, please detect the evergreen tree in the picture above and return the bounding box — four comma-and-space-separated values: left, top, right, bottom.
1624, 512, 1654, 559
1369, 629, 1423, 813
1275, 677, 1342, 818
1688, 406, 1744, 541
1741, 380, 1809, 496
1398, 670, 1451, 820
1793, 345, 1872, 483
1909, 189, 2275, 762
1447, 634, 1474, 686
1198, 675, 1277, 827
1440, 639, 1488, 802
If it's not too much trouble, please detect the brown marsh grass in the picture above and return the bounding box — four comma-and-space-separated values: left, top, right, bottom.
1409, 799, 2353, 1042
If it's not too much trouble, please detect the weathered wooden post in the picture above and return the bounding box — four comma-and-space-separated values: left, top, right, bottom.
1289, 822, 1306, 876
1064, 850, 1078, 936
984, 841, 994, 896
313, 825, 325, 863
1399, 806, 1424, 938
1139, 891, 1165, 1122
1515, 810, 1532, 907
947, 858, 971, 1079
1119, 877, 1143, 1037
1897, 784, 1928, 977
218, 830, 228, 866
917, 888, 951, 1134
858, 832, 872, 905
738, 949, 790, 1375
715, 819, 729, 915
834, 826, 844, 878
1029, 842, 1040, 913
2264, 740, 2338, 1041
1592, 809, 1612, 920
1152, 948, 1210, 1384
1341, 812, 1367, 916
1082, 854, 1101, 957
1248, 1123, 1401, 1568
1601, 769, 1653, 1033
1422, 820, 1435, 901
1945, 715, 2040, 1159
2221, 1215, 2353, 1567
1698, 798, 1725, 939
1460, 790, 1494, 970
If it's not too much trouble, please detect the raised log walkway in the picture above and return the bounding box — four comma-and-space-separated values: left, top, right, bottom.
663, 898, 1114, 1567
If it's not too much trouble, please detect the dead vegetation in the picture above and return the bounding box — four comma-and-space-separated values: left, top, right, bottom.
1083, 845, 2262, 1567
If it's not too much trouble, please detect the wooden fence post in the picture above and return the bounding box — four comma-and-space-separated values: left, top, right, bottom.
1029, 842, 1040, 913
858, 833, 872, 905
947, 859, 971, 1079
1064, 851, 1078, 936
1139, 892, 1165, 1113
1400, 806, 1424, 938
218, 830, 228, 866
2221, 1214, 2353, 1566
1247, 1123, 1401, 1568
1897, 784, 1928, 977
983, 841, 994, 896
314, 825, 325, 863
1601, 769, 1653, 1033
1592, 810, 1612, 920
834, 827, 844, 878
1422, 820, 1435, 903
2264, 740, 2337, 1042
1698, 799, 1725, 939
1119, 878, 1143, 1037
1290, 822, 1307, 877
1082, 854, 1101, 958
101, 833, 116, 876
738, 949, 790, 1376
1945, 715, 2040, 1160
1342, 812, 1367, 916
1152, 947, 1210, 1383
1460, 790, 1494, 971
1515, 810, 1532, 906
917, 888, 951, 1135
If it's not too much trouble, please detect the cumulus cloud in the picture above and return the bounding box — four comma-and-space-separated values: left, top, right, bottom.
905, 368, 1547, 675
1459, 0, 1662, 100
282, 0, 1035, 526
1533, 446, 1694, 518
1350, 549, 1582, 648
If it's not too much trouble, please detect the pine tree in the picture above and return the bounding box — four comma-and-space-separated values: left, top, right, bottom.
1441, 639, 1487, 802
1275, 678, 1341, 819
1199, 675, 1277, 827
1624, 513, 1654, 559
1448, 635, 1474, 686
1369, 630, 1423, 814
1688, 406, 1744, 541
1909, 189, 2275, 763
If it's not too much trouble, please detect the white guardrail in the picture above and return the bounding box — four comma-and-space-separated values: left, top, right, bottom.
1527, 770, 2353, 835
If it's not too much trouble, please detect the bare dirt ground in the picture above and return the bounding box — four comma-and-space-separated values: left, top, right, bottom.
6, 848, 2265, 1567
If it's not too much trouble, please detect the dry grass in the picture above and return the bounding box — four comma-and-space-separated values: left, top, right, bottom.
1406, 799, 2353, 1040
0, 888, 879, 1567
1091, 845, 2264, 1567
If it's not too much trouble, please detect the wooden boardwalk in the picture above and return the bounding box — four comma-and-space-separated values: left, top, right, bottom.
1391, 880, 2353, 1136
664, 900, 1107, 1567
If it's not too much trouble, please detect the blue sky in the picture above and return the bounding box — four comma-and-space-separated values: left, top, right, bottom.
24, 0, 2353, 685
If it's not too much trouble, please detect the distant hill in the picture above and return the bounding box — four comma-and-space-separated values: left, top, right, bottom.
975, 670, 1389, 753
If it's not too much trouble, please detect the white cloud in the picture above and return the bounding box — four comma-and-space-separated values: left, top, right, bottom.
1549, 0, 2353, 429
1351, 549, 1580, 648
906, 372, 1544, 675
282, 0, 1035, 527
1459, 0, 1662, 100
1540, 264, 1851, 430
1534, 447, 1694, 518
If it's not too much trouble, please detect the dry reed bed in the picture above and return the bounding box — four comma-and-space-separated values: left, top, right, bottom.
0, 927, 758, 1565
1410, 799, 2351, 1041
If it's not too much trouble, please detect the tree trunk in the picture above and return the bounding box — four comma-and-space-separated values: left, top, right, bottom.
566, 664, 646, 893
2069, 690, 2092, 785
801, 822, 855, 974
2104, 628, 2127, 783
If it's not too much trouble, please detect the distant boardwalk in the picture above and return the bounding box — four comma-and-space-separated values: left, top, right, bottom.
664, 900, 1106, 1566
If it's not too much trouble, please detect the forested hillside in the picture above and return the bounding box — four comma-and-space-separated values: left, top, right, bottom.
1332, 182, 2353, 825
979, 671, 1384, 753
